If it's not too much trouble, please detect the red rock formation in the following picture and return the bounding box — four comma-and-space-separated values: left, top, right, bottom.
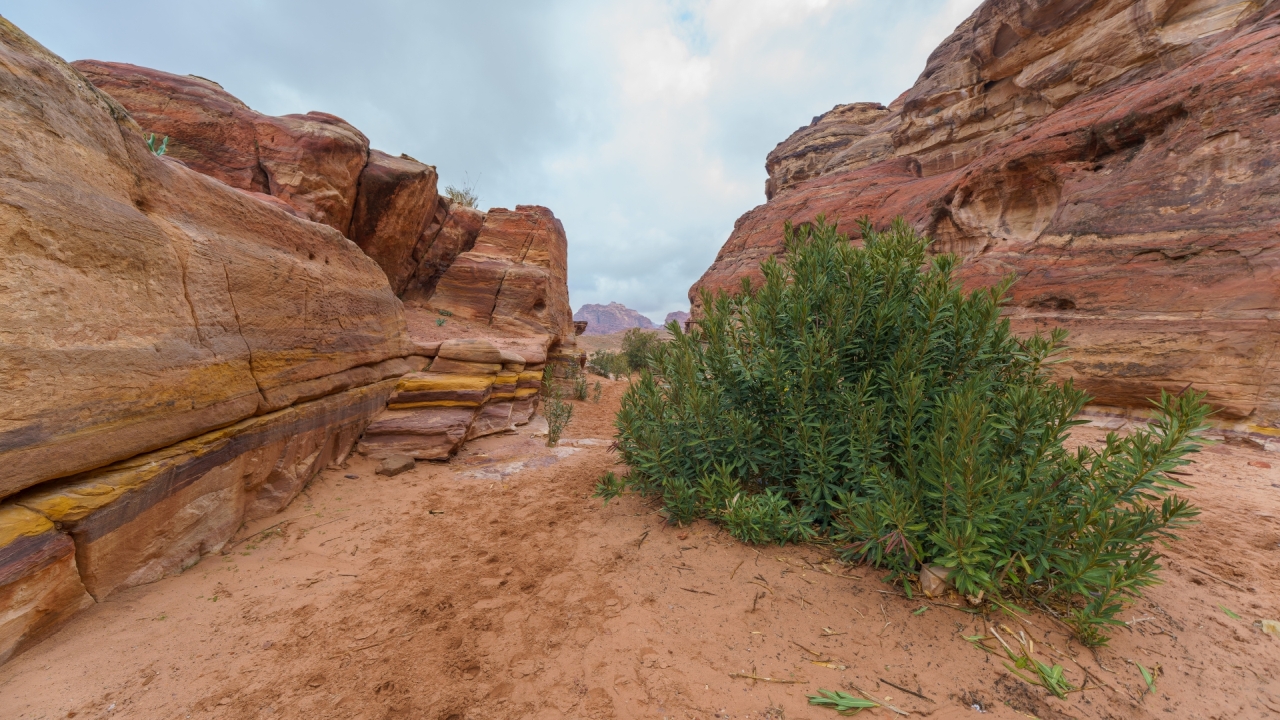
401, 202, 486, 303
73, 61, 572, 351
427, 206, 575, 343
664, 310, 690, 327
72, 60, 370, 234
692, 0, 1280, 435
575, 303, 657, 335
0, 19, 419, 661
347, 150, 440, 293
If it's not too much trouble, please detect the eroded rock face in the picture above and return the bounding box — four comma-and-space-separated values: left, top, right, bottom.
1, 24, 412, 498
71, 60, 371, 233
427, 206, 574, 343
401, 203, 486, 303
575, 303, 657, 335
692, 0, 1280, 432
348, 151, 441, 294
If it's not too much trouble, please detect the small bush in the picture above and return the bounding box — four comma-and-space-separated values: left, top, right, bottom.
542, 366, 574, 447
444, 176, 479, 208
611, 217, 1208, 645
588, 349, 628, 378
573, 370, 589, 401
592, 381, 603, 403
620, 327, 663, 371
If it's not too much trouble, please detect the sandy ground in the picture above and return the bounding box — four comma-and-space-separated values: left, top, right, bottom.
3, 378, 1279, 720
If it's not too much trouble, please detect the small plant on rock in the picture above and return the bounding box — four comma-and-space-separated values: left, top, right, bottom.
146, 133, 169, 156
444, 175, 479, 208
608, 216, 1208, 646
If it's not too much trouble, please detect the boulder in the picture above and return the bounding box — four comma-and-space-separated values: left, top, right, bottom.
690, 0, 1280, 431
0, 21, 411, 499
348, 151, 440, 293
376, 455, 416, 477
357, 408, 477, 460
401, 202, 486, 302
428, 206, 573, 342
71, 61, 370, 233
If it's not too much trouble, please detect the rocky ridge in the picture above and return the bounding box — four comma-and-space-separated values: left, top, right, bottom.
574, 302, 656, 335
692, 0, 1280, 441
71, 59, 575, 347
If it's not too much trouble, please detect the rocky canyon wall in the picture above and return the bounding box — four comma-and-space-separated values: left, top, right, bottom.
0, 20, 574, 664
71, 59, 576, 349
692, 0, 1280, 441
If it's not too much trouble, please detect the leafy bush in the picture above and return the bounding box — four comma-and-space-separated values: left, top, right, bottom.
610, 217, 1208, 645
588, 349, 629, 378
573, 369, 589, 401
592, 380, 603, 403
541, 366, 574, 447
620, 327, 663, 371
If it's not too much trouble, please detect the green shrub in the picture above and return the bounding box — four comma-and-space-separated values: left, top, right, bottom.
592, 380, 603, 403
573, 369, 589, 401
620, 327, 663, 371
542, 366, 574, 447
588, 349, 629, 378
611, 217, 1208, 645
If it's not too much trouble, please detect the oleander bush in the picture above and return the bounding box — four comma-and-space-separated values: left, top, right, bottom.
587, 349, 629, 378
621, 327, 663, 372
606, 216, 1209, 645
541, 366, 574, 447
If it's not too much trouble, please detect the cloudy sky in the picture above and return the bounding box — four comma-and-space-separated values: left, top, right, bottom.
7, 0, 981, 323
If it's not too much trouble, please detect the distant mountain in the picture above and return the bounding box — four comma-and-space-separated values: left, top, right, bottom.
664, 310, 690, 327
574, 302, 656, 335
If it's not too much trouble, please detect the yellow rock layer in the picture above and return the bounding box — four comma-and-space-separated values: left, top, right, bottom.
395, 374, 495, 393
0, 506, 55, 548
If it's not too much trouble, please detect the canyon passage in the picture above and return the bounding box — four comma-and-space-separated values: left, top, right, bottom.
3, 1, 1280, 718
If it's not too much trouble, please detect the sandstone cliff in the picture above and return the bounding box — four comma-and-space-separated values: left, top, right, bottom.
71, 60, 576, 347
0, 21, 572, 665
575, 302, 657, 335
692, 0, 1280, 439
0, 18, 424, 662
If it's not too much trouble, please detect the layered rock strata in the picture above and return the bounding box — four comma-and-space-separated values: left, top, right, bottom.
358, 339, 543, 460
0, 21, 416, 662
692, 0, 1280, 437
